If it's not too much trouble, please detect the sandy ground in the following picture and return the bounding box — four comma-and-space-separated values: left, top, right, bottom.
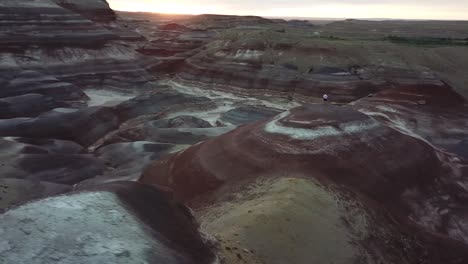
196, 177, 371, 264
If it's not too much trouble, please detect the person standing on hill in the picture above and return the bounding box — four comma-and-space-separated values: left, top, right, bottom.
323, 94, 329, 102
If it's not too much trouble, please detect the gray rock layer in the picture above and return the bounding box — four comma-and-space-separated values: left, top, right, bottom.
0, 181, 216, 264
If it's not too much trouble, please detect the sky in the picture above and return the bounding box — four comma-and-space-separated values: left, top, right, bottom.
107, 0, 468, 20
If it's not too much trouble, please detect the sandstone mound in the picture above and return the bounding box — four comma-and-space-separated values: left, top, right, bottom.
142, 104, 441, 202
142, 104, 468, 263
197, 177, 457, 264
0, 181, 216, 264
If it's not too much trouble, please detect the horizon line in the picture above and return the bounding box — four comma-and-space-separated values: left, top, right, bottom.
113, 9, 468, 22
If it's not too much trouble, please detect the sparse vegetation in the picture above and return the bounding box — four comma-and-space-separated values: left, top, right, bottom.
386, 35, 467, 46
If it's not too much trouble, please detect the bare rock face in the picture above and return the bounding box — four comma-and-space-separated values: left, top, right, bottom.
218, 105, 283, 126
352, 83, 468, 159
1, 137, 84, 153
0, 0, 157, 97
127, 16, 217, 74
77, 141, 186, 186
54, 0, 116, 22
174, 41, 396, 103
141, 105, 468, 263
0, 71, 86, 101
0, 178, 71, 213
0, 106, 119, 146
96, 117, 234, 147
159, 23, 191, 31
169, 23, 451, 104
0, 181, 216, 264
114, 90, 216, 122
0, 94, 64, 119
150, 115, 213, 129
84, 90, 233, 148
0, 137, 105, 184
0, 0, 116, 47
98, 122, 234, 147
142, 28, 209, 58
177, 58, 384, 103
142, 105, 440, 201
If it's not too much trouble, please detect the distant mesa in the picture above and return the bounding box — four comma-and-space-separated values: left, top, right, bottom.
159, 23, 191, 31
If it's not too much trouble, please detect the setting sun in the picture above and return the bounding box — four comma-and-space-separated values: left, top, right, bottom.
108, 1, 221, 15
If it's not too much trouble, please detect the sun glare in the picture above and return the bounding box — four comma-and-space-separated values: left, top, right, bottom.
109, 1, 220, 15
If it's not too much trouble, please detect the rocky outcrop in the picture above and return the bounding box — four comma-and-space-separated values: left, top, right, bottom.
0, 93, 63, 119
0, 0, 116, 47
54, 0, 116, 22
2, 137, 84, 153
0, 71, 86, 101
352, 83, 468, 159
175, 49, 394, 103
97, 122, 234, 147
0, 106, 119, 146
141, 105, 468, 262
151, 115, 212, 129
218, 105, 283, 126
0, 178, 71, 213
77, 141, 186, 186
0, 181, 216, 264
0, 45, 157, 93
0, 0, 158, 98
138, 38, 204, 58
134, 22, 216, 74
172, 25, 448, 104
142, 105, 442, 201
85, 90, 236, 148
114, 90, 216, 122
0, 137, 105, 184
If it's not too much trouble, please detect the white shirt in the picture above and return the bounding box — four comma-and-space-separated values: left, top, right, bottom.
323, 94, 329, 100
